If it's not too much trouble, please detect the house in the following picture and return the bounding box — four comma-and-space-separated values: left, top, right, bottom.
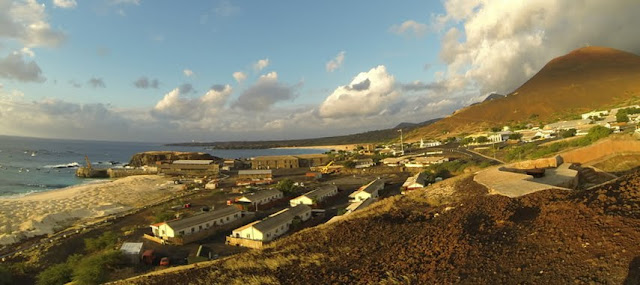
295, 154, 331, 167
158, 160, 220, 177
345, 198, 374, 214
354, 158, 375, 169
251, 155, 299, 169
236, 170, 273, 186
229, 204, 312, 243
222, 159, 243, 171
405, 156, 449, 168
420, 139, 441, 148
581, 110, 609, 120
382, 157, 405, 167
237, 189, 283, 207
349, 179, 383, 203
402, 172, 429, 191
488, 131, 512, 143
120, 242, 144, 264
289, 185, 338, 207
543, 119, 591, 131
151, 206, 242, 240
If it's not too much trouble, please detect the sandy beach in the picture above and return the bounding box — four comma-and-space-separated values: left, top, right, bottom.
0, 175, 182, 245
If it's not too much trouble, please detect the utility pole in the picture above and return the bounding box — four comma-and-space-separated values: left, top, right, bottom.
398, 129, 404, 155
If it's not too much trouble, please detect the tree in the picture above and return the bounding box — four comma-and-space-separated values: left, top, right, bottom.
0, 266, 12, 285
559, 128, 577, 138
476, 136, 489, 143
460, 137, 474, 145
344, 160, 357, 168
617, 112, 629, 123
508, 133, 523, 140
275, 179, 297, 195
37, 264, 72, 285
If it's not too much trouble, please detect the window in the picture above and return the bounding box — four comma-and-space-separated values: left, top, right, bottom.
267, 233, 271, 237
191, 228, 195, 233
234, 214, 238, 218
206, 223, 210, 227
199, 225, 202, 230
226, 217, 230, 221
246, 233, 250, 238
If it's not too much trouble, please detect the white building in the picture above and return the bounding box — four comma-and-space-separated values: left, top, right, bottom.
581, 110, 609, 120
354, 158, 375, 169
345, 198, 374, 214
151, 206, 242, 240
237, 189, 283, 206
402, 172, 429, 191
289, 185, 338, 207
405, 156, 449, 168
230, 204, 311, 242
420, 139, 442, 148
349, 179, 383, 203
488, 131, 512, 143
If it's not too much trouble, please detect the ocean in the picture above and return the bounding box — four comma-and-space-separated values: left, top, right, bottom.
0, 135, 326, 197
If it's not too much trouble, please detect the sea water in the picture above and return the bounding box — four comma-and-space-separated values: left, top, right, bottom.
0, 135, 326, 197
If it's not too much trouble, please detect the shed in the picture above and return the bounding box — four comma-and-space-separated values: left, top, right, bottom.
120, 242, 144, 264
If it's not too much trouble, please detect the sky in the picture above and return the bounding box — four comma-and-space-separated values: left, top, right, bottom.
1, 0, 640, 143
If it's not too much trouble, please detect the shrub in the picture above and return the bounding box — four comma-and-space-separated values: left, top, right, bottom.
72, 250, 124, 285
343, 161, 357, 168
0, 266, 12, 285
508, 133, 523, 140
275, 179, 297, 195
36, 263, 72, 285
559, 129, 576, 138
84, 231, 118, 253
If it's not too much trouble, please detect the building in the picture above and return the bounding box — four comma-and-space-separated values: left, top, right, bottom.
120, 242, 144, 264
229, 204, 312, 243
151, 206, 242, 240
405, 156, 449, 168
236, 170, 273, 186
488, 131, 512, 143
251, 155, 299, 169
289, 185, 338, 207
543, 119, 592, 131
296, 154, 331, 167
349, 179, 383, 203
402, 172, 429, 191
237, 189, 283, 207
222, 159, 243, 171
345, 198, 374, 214
420, 139, 442, 148
354, 158, 375, 169
158, 160, 220, 177
581, 110, 609, 120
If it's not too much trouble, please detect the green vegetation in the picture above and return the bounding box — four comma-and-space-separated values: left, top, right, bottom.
343, 160, 357, 168
508, 133, 523, 140
422, 159, 492, 182
559, 128, 577, 138
616, 107, 640, 123
0, 265, 13, 285
275, 179, 298, 195
72, 250, 124, 285
504, 126, 612, 161
84, 231, 118, 253
153, 206, 175, 223
476, 136, 489, 143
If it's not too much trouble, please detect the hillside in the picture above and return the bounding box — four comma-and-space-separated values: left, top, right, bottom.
406, 46, 640, 141
122, 172, 640, 284
169, 118, 440, 149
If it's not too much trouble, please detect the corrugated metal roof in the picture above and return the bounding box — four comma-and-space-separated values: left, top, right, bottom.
120, 242, 143, 254
173, 160, 215, 165
238, 170, 272, 175
299, 185, 337, 200
239, 189, 282, 202
166, 206, 240, 231
252, 204, 311, 232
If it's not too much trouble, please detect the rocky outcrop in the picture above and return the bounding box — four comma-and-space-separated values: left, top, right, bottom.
128, 151, 222, 167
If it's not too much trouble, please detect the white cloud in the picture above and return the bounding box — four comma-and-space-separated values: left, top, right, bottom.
253, 58, 269, 71
232, 71, 298, 111
434, 0, 640, 95
183, 69, 194, 77
232, 71, 247, 83
152, 84, 233, 121
389, 20, 428, 38
0, 0, 66, 47
52, 0, 77, 9
325, 51, 345, 72
319, 65, 399, 118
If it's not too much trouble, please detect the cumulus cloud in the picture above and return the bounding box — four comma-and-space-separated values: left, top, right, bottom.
152, 84, 233, 120
0, 52, 45, 82
0, 0, 66, 47
232, 72, 297, 111
87, 77, 105, 88
53, 0, 77, 9
319, 65, 399, 118
326, 51, 345, 72
434, 0, 640, 95
232, 71, 246, 83
133, 76, 159, 89
389, 20, 428, 38
253, 58, 269, 71
183, 69, 194, 77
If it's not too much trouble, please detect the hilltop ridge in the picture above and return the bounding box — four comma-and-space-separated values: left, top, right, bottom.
406, 46, 640, 141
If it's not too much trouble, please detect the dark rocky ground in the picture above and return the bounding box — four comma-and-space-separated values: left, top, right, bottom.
125, 172, 640, 285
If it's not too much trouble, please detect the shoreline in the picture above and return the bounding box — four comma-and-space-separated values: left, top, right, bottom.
0, 175, 182, 246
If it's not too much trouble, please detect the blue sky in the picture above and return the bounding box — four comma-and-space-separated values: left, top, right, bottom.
1, 0, 639, 142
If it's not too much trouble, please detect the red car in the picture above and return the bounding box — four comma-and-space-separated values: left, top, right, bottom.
160, 257, 170, 266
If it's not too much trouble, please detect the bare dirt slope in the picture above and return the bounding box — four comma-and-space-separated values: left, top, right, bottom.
122, 172, 640, 284
407, 46, 640, 141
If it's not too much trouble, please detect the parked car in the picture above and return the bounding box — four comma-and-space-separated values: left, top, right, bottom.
160, 257, 170, 266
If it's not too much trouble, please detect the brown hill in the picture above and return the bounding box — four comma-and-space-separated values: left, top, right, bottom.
122, 172, 640, 284
406, 46, 640, 141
